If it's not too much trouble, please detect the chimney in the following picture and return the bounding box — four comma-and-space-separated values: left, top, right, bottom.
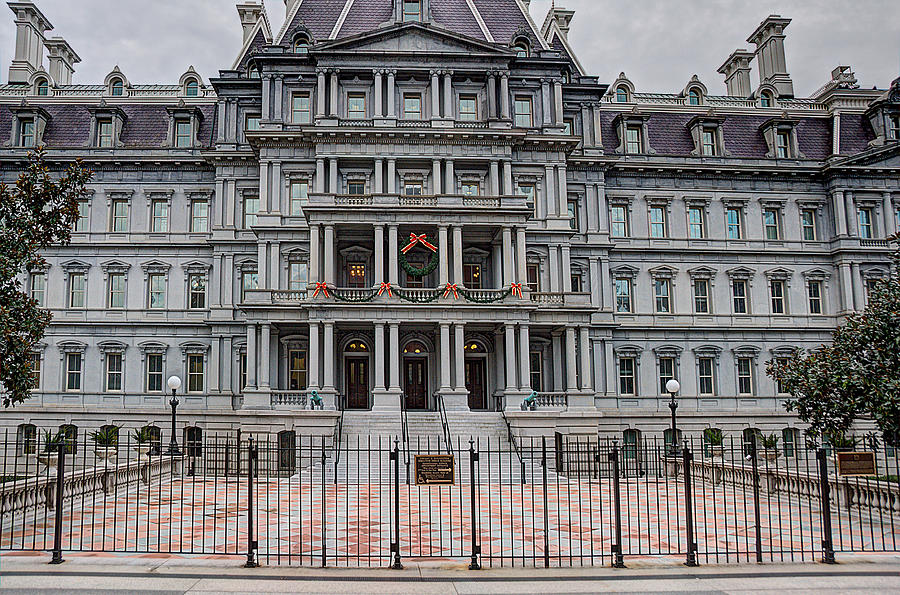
7, 1, 53, 84
236, 2, 264, 43
717, 49, 754, 98
542, 6, 576, 41
747, 15, 795, 98
45, 37, 80, 86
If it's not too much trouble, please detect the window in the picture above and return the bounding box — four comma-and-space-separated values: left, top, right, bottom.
245, 115, 260, 131
518, 182, 535, 210
526, 264, 540, 293
808, 281, 823, 314
402, 0, 421, 21
782, 428, 800, 458
69, 273, 86, 308
563, 118, 574, 135
405, 259, 425, 288
775, 131, 790, 158
615, 278, 632, 313
461, 182, 479, 196
725, 207, 742, 239
570, 274, 582, 293
857, 207, 874, 239
111, 79, 124, 96
865, 278, 881, 303
175, 120, 192, 147
888, 115, 900, 140
151, 200, 169, 233
240, 352, 247, 389
513, 40, 529, 58
625, 126, 642, 154
290, 181, 309, 216
106, 353, 123, 392
148, 274, 166, 309
36, 78, 49, 96
698, 357, 715, 395
187, 354, 204, 393
737, 357, 753, 395
800, 209, 817, 241
97, 119, 114, 147
701, 128, 717, 156
529, 351, 543, 391
29, 353, 41, 390
623, 429, 640, 460
403, 93, 421, 120
191, 199, 208, 232
732, 280, 748, 314
243, 195, 259, 228
108, 273, 126, 308
618, 357, 636, 395
693, 279, 710, 313
610, 205, 629, 238
514, 96, 533, 128
110, 199, 128, 232
688, 207, 705, 238
658, 357, 675, 394
649, 206, 666, 238
763, 208, 780, 240
774, 357, 790, 394
403, 182, 422, 196
147, 353, 163, 392
20, 119, 35, 147
654, 279, 671, 313
289, 262, 308, 291
688, 88, 701, 106
616, 86, 629, 103
347, 263, 366, 288
17, 424, 37, 455
567, 200, 579, 230
75, 200, 89, 232
347, 93, 366, 119
65, 353, 82, 391
293, 37, 309, 55
289, 349, 307, 390
184, 427, 202, 457
241, 271, 258, 301
59, 424, 77, 454
292, 93, 311, 123
463, 264, 482, 289
189, 274, 206, 309
770, 280, 786, 314
458, 95, 477, 121
348, 181, 366, 195
30, 272, 46, 307
184, 79, 199, 97
760, 90, 773, 107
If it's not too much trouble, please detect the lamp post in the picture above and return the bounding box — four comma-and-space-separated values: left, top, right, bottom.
665, 379, 681, 456
164, 375, 182, 456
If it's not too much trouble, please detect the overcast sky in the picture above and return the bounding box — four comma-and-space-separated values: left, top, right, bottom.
1, 0, 897, 96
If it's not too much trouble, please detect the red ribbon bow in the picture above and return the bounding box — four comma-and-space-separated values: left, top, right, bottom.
443, 283, 459, 299
378, 282, 393, 297
510, 283, 523, 298
401, 233, 438, 254
312, 282, 330, 298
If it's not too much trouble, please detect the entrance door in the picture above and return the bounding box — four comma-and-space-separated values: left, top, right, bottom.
404, 358, 427, 410
465, 358, 487, 410
345, 357, 369, 409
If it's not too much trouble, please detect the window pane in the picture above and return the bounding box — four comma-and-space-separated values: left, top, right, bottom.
808, 281, 822, 314
106, 353, 123, 391
348, 94, 366, 119
615, 279, 632, 313
152, 200, 169, 232
698, 358, 714, 395
290, 263, 309, 291
66, 353, 82, 391
737, 358, 753, 394
112, 200, 128, 232
292, 94, 311, 123
458, 96, 477, 121
688, 207, 704, 238
147, 354, 163, 392
649, 206, 666, 238
625, 127, 642, 153
290, 181, 309, 216
770, 280, 785, 314
618, 358, 635, 395
187, 355, 204, 392
726, 208, 742, 239
175, 121, 192, 147
857, 208, 873, 239
701, 129, 716, 155
190, 275, 206, 309
403, 94, 421, 119
801, 209, 816, 241
658, 357, 674, 394
70, 273, 86, 308
149, 274, 166, 309
654, 279, 670, 313
75, 200, 90, 232
289, 350, 307, 390
610, 206, 628, 237
244, 197, 259, 227
30, 273, 46, 307
109, 273, 125, 308
694, 279, 709, 313
764, 209, 780, 240
191, 200, 208, 232
732, 280, 747, 314
514, 97, 532, 127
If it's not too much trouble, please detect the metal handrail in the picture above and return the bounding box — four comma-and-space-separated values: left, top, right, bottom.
333, 393, 345, 484
435, 394, 453, 455
501, 408, 526, 484
400, 393, 411, 482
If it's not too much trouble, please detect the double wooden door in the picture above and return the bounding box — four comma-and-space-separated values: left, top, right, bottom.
345, 357, 369, 410
404, 358, 427, 410
465, 358, 487, 410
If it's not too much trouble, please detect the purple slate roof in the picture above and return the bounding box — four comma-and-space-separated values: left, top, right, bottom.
237, 29, 268, 70
286, 0, 348, 42
429, 0, 486, 41
839, 113, 875, 155
470, 0, 541, 47
337, 0, 393, 38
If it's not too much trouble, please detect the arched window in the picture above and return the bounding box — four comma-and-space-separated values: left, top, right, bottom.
141, 425, 162, 452
463, 341, 486, 353
760, 90, 773, 108
346, 340, 369, 353
782, 427, 800, 458
36, 78, 49, 96
512, 37, 530, 58
17, 423, 37, 455
742, 427, 760, 458
293, 37, 309, 55
403, 341, 428, 354
688, 88, 701, 106
623, 428, 641, 460
98, 424, 120, 447
111, 79, 124, 96
184, 79, 199, 97
248, 67, 260, 79
59, 424, 78, 454
616, 86, 630, 103
184, 426, 203, 458
278, 430, 296, 472
664, 428, 682, 451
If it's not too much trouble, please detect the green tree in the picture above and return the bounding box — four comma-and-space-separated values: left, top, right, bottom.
768, 239, 900, 447
1, 149, 91, 407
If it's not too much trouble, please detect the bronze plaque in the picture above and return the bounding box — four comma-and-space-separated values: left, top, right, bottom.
836, 451, 877, 476
414, 454, 455, 485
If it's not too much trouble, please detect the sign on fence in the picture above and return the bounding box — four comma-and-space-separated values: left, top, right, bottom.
836, 451, 877, 476
415, 454, 455, 485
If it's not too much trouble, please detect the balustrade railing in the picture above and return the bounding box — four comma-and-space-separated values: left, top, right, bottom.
271, 391, 308, 407
533, 392, 568, 408
334, 194, 374, 206
399, 195, 438, 206
530, 292, 565, 305
272, 290, 308, 302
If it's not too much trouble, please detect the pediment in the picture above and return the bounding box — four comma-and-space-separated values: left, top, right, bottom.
833, 142, 900, 168
315, 23, 513, 56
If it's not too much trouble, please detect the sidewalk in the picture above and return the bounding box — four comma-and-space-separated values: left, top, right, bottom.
1, 553, 899, 594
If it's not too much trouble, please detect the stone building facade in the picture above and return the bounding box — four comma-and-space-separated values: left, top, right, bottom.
1, 0, 898, 446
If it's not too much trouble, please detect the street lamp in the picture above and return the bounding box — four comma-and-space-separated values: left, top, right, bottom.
164, 375, 182, 456
665, 379, 681, 456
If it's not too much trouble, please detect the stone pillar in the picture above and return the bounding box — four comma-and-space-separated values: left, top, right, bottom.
374, 323, 386, 391
439, 225, 450, 286
274, 76, 284, 121
503, 160, 513, 196
487, 73, 497, 119
324, 225, 335, 286
445, 159, 455, 194
261, 75, 271, 122
600, 256, 612, 311
492, 244, 503, 288
586, 183, 599, 233
374, 224, 385, 286
257, 241, 268, 289
500, 73, 510, 120
516, 227, 527, 286
259, 160, 270, 212
490, 161, 500, 196
374, 70, 383, 117
316, 69, 327, 117
579, 327, 592, 391
308, 322, 320, 390
272, 161, 283, 214
431, 70, 441, 119
502, 226, 513, 286
548, 245, 560, 292
388, 224, 399, 285
597, 182, 609, 234
883, 191, 896, 236
581, 103, 593, 146
494, 328, 505, 394
553, 80, 563, 126
541, 79, 552, 126
440, 322, 452, 390
452, 226, 464, 286
389, 322, 401, 392
387, 70, 396, 118
432, 159, 442, 195
545, 164, 556, 217
565, 327, 578, 391
453, 322, 465, 391
845, 190, 857, 237
851, 262, 863, 311
518, 324, 531, 392
323, 322, 334, 391
387, 159, 397, 193
552, 333, 564, 391
374, 158, 383, 194
329, 159, 338, 194
259, 323, 271, 389
246, 323, 257, 390
329, 70, 338, 116
309, 224, 320, 285
316, 158, 325, 193
557, 165, 568, 217
443, 71, 453, 119
838, 262, 853, 312
561, 245, 572, 293
504, 323, 517, 392
589, 258, 601, 308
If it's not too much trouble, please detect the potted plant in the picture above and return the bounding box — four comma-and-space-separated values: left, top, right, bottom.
131, 427, 155, 460
758, 432, 780, 461
37, 430, 65, 469
830, 434, 858, 453
89, 426, 120, 463
703, 428, 724, 459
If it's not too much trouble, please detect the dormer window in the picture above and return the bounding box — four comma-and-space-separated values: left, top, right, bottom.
614, 112, 654, 155
175, 120, 192, 147
687, 114, 728, 158
889, 115, 900, 140
616, 86, 630, 103
761, 117, 803, 160
20, 119, 35, 147
701, 128, 717, 155
111, 79, 124, 96
293, 36, 310, 54
512, 37, 530, 58
97, 119, 114, 147
36, 78, 49, 96
248, 67, 260, 79
760, 90, 774, 107
688, 88, 701, 106
403, 0, 422, 22
775, 131, 790, 158
184, 79, 199, 97
625, 126, 642, 153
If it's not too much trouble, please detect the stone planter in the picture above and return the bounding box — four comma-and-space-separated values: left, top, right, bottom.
37, 452, 59, 469
761, 448, 780, 462
93, 446, 118, 464
708, 445, 725, 460
132, 444, 152, 461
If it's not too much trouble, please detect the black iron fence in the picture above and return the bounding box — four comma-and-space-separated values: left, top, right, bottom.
1, 428, 898, 567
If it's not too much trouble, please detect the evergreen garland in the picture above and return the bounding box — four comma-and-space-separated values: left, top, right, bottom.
395, 287, 443, 303
332, 288, 378, 303
458, 287, 513, 303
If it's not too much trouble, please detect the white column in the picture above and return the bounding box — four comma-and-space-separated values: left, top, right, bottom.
274, 76, 284, 121
445, 159, 455, 194
440, 322, 452, 390
431, 70, 441, 119
548, 245, 560, 292
501, 226, 513, 286
557, 165, 568, 217
323, 322, 334, 390
553, 81, 563, 125
851, 262, 864, 311
443, 71, 453, 119
454, 322, 465, 391
503, 161, 513, 196
308, 322, 320, 390
490, 161, 500, 196
374, 224, 385, 285
259, 160, 270, 212
452, 226, 463, 286
257, 241, 268, 289
518, 324, 531, 392
552, 333, 564, 391
515, 226, 527, 285
324, 225, 335, 286
600, 256, 612, 311
597, 183, 609, 234
839, 262, 853, 312
432, 159, 442, 195
374, 158, 383, 194
565, 327, 578, 391
389, 323, 401, 392
329, 71, 338, 116
492, 244, 503, 288
494, 329, 506, 394
388, 224, 399, 285
374, 70, 383, 117
883, 191, 896, 236
561, 245, 572, 293
329, 158, 338, 194
845, 190, 857, 237
316, 69, 326, 117
315, 158, 325, 193
246, 323, 257, 390
504, 323, 517, 391
387, 159, 397, 193
545, 164, 556, 216
439, 225, 450, 286
259, 323, 271, 389
272, 161, 283, 214
387, 70, 396, 118
309, 224, 320, 285
541, 79, 552, 126
589, 258, 601, 308
500, 74, 510, 120
579, 327, 592, 391
487, 73, 497, 119
261, 75, 271, 122
581, 103, 593, 146
586, 183, 599, 233
375, 323, 386, 392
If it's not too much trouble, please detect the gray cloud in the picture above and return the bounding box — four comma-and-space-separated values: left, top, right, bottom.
2, 0, 897, 95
